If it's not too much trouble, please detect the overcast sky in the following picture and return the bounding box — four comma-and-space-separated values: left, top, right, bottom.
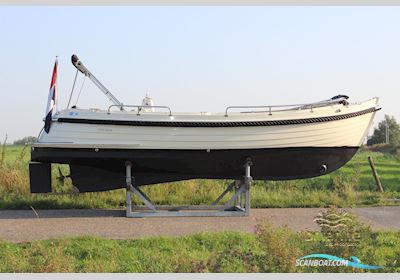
0, 6, 399, 142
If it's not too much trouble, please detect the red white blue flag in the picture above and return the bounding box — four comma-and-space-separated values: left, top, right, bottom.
44, 59, 58, 133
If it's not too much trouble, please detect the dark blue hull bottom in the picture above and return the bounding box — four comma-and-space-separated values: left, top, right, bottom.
30, 147, 358, 193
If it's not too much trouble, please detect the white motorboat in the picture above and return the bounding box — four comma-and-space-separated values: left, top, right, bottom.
29, 55, 380, 193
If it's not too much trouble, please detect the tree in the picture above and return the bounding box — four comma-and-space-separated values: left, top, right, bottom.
368, 115, 400, 146
13, 136, 37, 145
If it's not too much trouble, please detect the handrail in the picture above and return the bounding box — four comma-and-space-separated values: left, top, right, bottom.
224, 104, 313, 117
107, 104, 172, 116
224, 98, 347, 117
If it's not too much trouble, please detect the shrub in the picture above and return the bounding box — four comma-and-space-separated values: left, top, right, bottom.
254, 222, 303, 272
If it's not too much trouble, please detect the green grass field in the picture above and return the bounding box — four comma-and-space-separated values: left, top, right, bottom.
0, 146, 399, 273
0, 218, 398, 273
0, 145, 399, 210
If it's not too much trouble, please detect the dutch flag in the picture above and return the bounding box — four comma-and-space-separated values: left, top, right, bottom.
44, 59, 58, 133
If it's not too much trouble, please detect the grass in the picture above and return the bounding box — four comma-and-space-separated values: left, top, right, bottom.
0, 144, 399, 210
0, 211, 398, 273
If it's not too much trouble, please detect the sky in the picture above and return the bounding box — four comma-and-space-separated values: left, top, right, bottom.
0, 6, 399, 142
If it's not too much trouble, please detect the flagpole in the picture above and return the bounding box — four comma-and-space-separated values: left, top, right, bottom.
55, 56, 59, 113
44, 56, 58, 133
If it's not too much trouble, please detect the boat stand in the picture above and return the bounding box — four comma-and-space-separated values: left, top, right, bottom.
125, 159, 252, 218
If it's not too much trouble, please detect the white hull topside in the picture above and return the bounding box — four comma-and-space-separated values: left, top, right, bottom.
35, 98, 379, 150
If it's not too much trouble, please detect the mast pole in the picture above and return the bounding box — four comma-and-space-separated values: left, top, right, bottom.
71, 54, 123, 108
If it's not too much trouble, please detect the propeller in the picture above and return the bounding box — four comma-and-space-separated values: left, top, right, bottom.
57, 167, 71, 186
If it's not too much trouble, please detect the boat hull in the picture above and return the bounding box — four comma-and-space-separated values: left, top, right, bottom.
31, 146, 358, 192
30, 98, 379, 193
36, 106, 377, 150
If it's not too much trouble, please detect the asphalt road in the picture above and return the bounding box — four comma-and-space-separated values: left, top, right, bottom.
0, 207, 398, 243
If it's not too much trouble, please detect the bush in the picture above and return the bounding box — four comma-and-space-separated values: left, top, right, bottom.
254, 223, 303, 272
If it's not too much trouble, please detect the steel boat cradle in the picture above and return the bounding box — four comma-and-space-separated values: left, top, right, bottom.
29, 55, 381, 217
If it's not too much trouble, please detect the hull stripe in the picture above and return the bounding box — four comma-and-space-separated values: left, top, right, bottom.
57, 107, 379, 128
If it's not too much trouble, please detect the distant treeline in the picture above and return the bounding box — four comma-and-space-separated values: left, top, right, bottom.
13, 136, 37, 145
368, 115, 400, 146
